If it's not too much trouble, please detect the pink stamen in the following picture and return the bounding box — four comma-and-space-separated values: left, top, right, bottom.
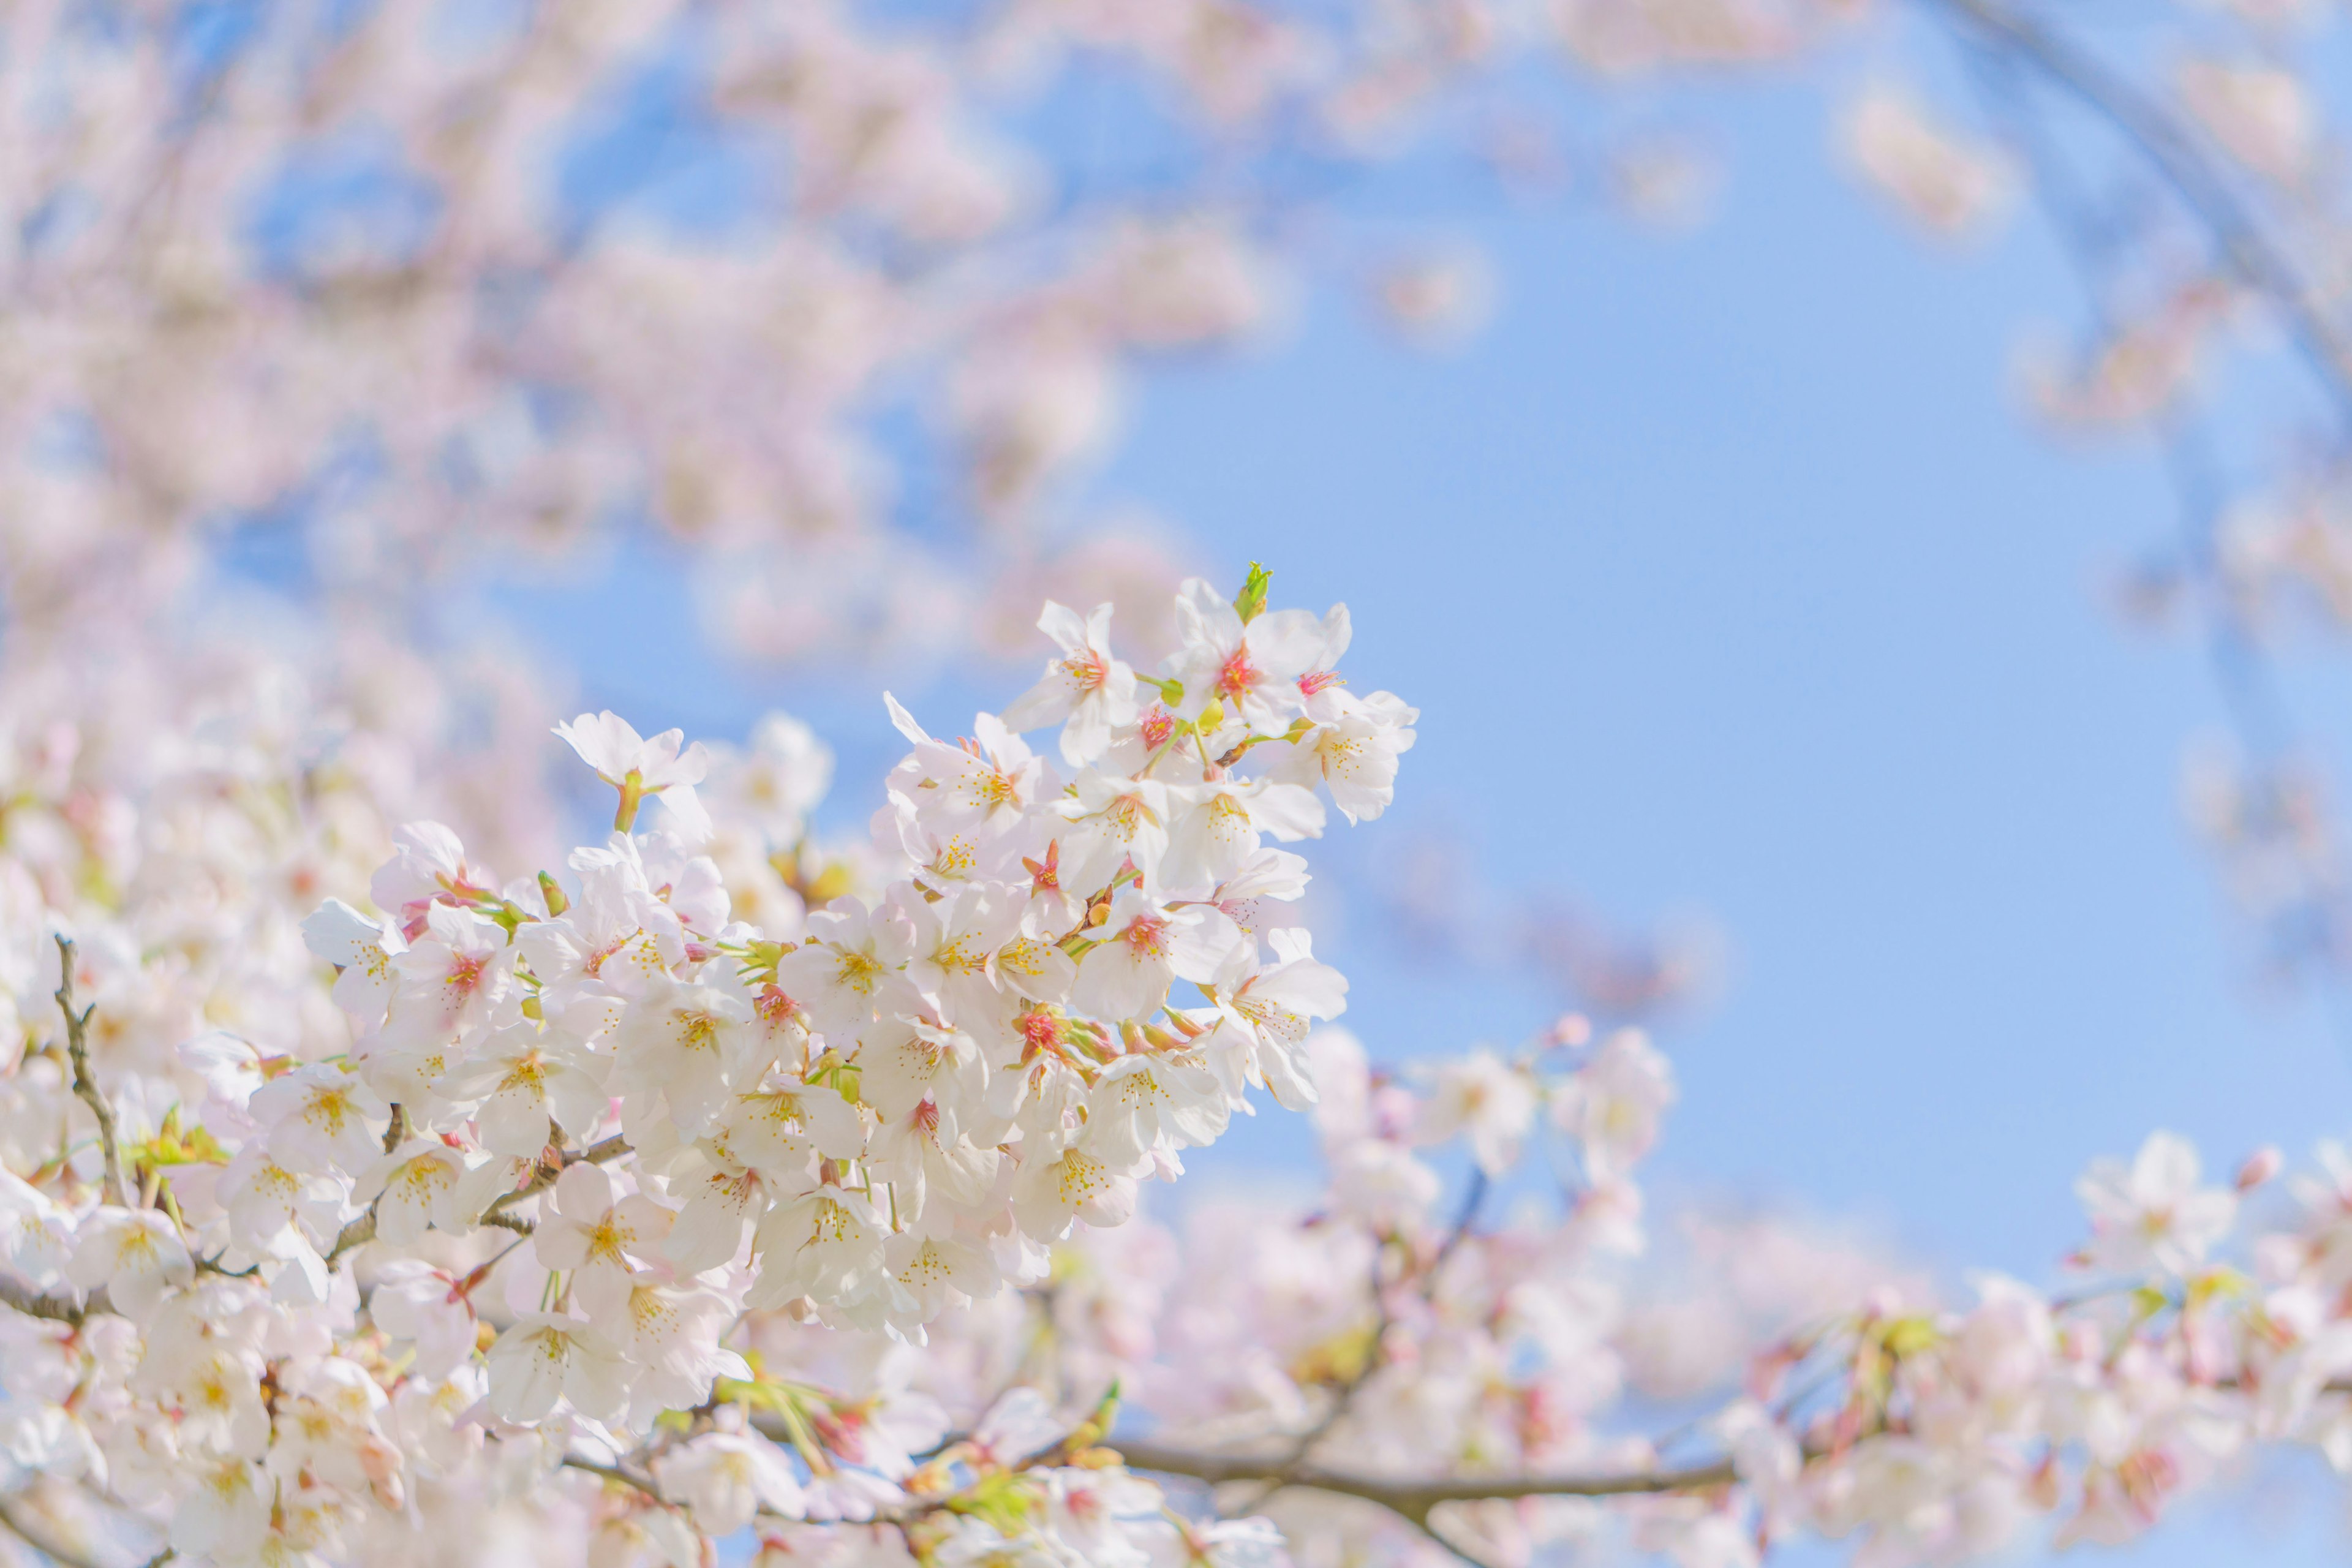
1216, 645, 1260, 701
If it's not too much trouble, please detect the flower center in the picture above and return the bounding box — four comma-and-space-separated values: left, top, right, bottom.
1216, 645, 1260, 701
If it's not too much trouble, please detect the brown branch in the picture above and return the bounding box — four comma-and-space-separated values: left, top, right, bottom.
1109, 1440, 1738, 1528
325, 1133, 630, 1267
561, 1454, 667, 1506
323, 1208, 377, 1267
0, 1276, 96, 1327
1225, 1170, 1491, 1518
53, 940, 126, 1210
480, 1134, 631, 1223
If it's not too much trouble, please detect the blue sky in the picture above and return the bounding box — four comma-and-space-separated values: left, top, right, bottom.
488, 55, 2352, 1563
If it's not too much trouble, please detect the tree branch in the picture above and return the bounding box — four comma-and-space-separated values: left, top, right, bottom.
1109, 1439, 1738, 1528
323, 1209, 376, 1267
325, 1133, 630, 1267
1920, 0, 2352, 428
52, 939, 126, 1210
0, 1276, 94, 1327
1225, 1170, 1491, 1518
480, 1134, 631, 1226
561, 1454, 666, 1505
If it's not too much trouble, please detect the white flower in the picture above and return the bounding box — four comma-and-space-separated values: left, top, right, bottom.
1164, 578, 1332, 737
219, 1141, 349, 1254
999, 600, 1140, 766
370, 821, 493, 919
167, 1348, 272, 1459
448, 1020, 610, 1158
707, 712, 834, 842
66, 1206, 192, 1318
381, 902, 513, 1043
883, 1229, 1001, 1321
1158, 777, 1324, 897
369, 1261, 478, 1381
1206, 927, 1347, 1108
664, 1163, 772, 1274
251, 1064, 388, 1177
1051, 771, 1172, 897
1417, 1050, 1537, 1177
170, 1457, 271, 1561
2077, 1131, 2237, 1276
1551, 1030, 1676, 1183
0, 1173, 76, 1289
711, 1077, 866, 1178
300, 897, 408, 1024
855, 1017, 987, 1125
993, 924, 1078, 1011
1272, 695, 1419, 826
866, 1096, 1000, 1219
655, 1430, 807, 1536
355, 1139, 478, 1246
518, 835, 687, 1009
1011, 1136, 1142, 1240
1166, 582, 1336, 742
486, 1313, 630, 1424
534, 1161, 676, 1316
749, 1187, 889, 1309
556, 710, 714, 840
775, 897, 921, 1038
1087, 1053, 1229, 1166
901, 709, 1056, 842
612, 975, 763, 1138
1073, 889, 1242, 1022
905, 883, 1022, 1030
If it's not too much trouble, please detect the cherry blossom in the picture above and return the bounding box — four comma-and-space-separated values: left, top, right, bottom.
3, 560, 2349, 1568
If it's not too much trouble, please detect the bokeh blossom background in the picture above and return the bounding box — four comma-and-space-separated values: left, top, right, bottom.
22, 0, 2352, 1561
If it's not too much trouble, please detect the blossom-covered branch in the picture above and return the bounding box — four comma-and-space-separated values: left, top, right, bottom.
0, 570, 1416, 1565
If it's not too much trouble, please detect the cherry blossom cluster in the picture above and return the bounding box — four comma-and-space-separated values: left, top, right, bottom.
6, 562, 2352, 1568
1001, 1017, 2352, 1568
0, 573, 1415, 1566
18, 0, 2324, 667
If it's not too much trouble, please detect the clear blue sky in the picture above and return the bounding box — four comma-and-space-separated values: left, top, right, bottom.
489, 58, 2352, 1564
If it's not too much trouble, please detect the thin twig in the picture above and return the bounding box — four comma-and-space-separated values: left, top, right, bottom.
1950, 29, 2352, 1028
481, 1134, 631, 1223
562, 1453, 665, 1504
325, 1133, 629, 1267
0, 1276, 94, 1327
53, 939, 126, 1209
1921, 0, 2352, 428
1112, 1439, 1738, 1527
323, 1208, 377, 1267
1226, 1169, 1490, 1515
